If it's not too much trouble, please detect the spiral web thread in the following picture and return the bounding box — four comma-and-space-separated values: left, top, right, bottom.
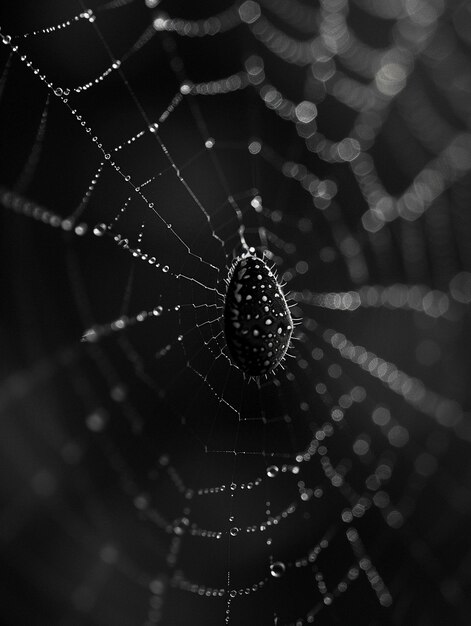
1, 0, 471, 624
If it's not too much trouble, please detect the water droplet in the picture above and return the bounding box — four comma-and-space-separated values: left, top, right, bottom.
93, 223, 107, 236
82, 327, 98, 343
266, 465, 279, 478
75, 223, 87, 236
110, 385, 126, 402
86, 410, 107, 432
153, 306, 163, 316
173, 517, 189, 535
229, 527, 239, 537
162, 265, 169, 273
270, 561, 286, 578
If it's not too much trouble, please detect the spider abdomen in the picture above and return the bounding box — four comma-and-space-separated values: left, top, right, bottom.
223, 254, 293, 376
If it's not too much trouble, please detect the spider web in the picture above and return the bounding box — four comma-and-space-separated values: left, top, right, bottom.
1, 0, 471, 624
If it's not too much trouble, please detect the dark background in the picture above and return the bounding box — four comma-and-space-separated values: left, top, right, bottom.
1, 1, 471, 624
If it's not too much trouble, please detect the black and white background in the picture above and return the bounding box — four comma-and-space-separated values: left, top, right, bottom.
1, 1, 471, 624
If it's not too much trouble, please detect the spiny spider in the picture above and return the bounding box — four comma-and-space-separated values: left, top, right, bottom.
223, 248, 295, 378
